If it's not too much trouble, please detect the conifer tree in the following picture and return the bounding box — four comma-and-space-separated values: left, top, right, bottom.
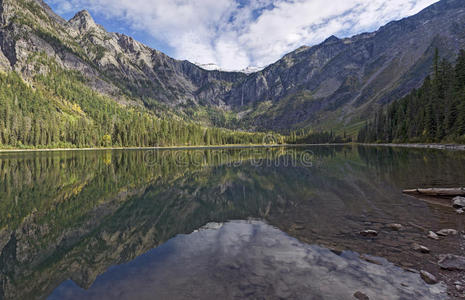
358, 49, 465, 144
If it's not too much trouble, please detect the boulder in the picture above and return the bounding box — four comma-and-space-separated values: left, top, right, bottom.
438, 254, 465, 271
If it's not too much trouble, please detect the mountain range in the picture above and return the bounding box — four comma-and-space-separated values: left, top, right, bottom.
1, 0, 465, 134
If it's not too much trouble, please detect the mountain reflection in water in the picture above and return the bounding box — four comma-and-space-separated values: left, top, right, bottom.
0, 146, 463, 299
49, 221, 446, 300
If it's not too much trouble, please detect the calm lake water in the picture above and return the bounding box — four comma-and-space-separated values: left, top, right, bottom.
1, 146, 464, 299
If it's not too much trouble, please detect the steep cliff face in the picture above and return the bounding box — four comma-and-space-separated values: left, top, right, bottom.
226, 0, 465, 130
0, 0, 244, 111
0, 0, 464, 131
66, 9, 247, 106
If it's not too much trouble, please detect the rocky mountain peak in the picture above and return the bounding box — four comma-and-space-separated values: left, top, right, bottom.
68, 9, 100, 34
322, 35, 340, 44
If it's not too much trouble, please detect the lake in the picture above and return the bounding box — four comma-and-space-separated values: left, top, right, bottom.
0, 146, 464, 299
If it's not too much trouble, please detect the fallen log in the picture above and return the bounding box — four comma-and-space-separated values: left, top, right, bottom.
403, 188, 465, 197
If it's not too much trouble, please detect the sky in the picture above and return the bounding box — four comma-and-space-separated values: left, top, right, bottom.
44, 0, 440, 70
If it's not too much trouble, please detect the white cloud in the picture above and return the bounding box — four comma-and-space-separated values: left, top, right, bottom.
46, 0, 439, 70
49, 0, 74, 14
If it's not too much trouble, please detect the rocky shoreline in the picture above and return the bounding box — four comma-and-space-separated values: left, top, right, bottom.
357, 196, 465, 299
277, 193, 465, 299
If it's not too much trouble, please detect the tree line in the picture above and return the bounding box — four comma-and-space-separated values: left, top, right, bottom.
287, 128, 351, 144
358, 49, 465, 144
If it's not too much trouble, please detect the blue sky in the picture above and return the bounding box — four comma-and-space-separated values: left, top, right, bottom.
44, 0, 439, 70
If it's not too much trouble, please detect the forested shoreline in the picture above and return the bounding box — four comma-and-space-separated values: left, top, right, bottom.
0, 54, 274, 149
288, 129, 351, 145
358, 49, 465, 144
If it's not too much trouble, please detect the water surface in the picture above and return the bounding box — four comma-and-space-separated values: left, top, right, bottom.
0, 146, 464, 299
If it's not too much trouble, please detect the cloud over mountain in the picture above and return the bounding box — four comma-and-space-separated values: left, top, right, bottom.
46, 0, 439, 70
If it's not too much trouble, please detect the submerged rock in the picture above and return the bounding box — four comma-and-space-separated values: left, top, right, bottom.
413, 243, 430, 253
404, 268, 419, 274
354, 291, 370, 300
420, 271, 438, 285
360, 254, 384, 266
452, 196, 465, 208
290, 224, 305, 231
387, 223, 403, 231
436, 229, 458, 236
438, 254, 465, 271
360, 230, 378, 237
428, 231, 440, 240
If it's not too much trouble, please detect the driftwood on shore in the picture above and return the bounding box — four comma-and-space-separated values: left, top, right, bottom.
403, 188, 465, 197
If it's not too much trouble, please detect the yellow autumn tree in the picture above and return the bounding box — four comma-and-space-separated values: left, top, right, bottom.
102, 134, 111, 147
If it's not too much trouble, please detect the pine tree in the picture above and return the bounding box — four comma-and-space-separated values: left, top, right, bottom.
358, 49, 465, 144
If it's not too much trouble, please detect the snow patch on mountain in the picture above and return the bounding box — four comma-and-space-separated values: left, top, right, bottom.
194, 62, 264, 74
